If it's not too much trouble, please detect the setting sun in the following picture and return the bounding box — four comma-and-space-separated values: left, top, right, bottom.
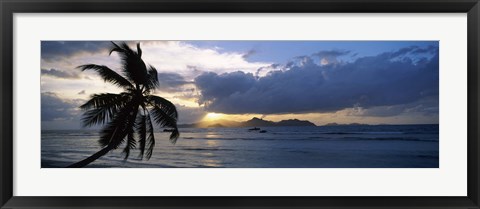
203, 112, 225, 121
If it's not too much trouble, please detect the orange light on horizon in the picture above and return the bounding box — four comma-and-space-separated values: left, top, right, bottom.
203, 112, 225, 121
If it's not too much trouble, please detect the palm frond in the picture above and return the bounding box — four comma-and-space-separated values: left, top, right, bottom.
77, 64, 133, 89
109, 41, 122, 55
145, 113, 156, 159
98, 102, 139, 149
80, 93, 131, 127
152, 106, 177, 138
122, 125, 137, 160
136, 114, 147, 159
80, 93, 130, 110
82, 108, 112, 127
147, 95, 178, 119
137, 43, 142, 57
148, 96, 179, 144
98, 108, 130, 148
168, 128, 180, 144
109, 42, 147, 86
143, 65, 159, 93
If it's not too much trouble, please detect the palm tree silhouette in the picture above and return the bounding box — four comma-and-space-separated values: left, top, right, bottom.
68, 42, 179, 168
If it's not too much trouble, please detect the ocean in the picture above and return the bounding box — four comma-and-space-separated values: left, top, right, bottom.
41, 125, 439, 168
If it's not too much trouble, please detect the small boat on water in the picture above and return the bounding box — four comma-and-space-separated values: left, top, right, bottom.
259, 130, 267, 133
248, 127, 260, 131
163, 129, 175, 132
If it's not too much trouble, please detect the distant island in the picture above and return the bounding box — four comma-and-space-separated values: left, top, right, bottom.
323, 122, 370, 126
178, 117, 316, 128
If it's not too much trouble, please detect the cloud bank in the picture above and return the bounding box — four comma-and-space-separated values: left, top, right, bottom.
41, 68, 80, 79
41, 92, 81, 121
41, 41, 111, 61
157, 72, 193, 91
194, 46, 439, 116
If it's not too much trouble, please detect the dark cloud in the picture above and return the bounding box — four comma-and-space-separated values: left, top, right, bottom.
41, 68, 80, 79
347, 97, 439, 117
313, 49, 350, 58
312, 50, 350, 66
286, 56, 317, 69
41, 41, 111, 61
157, 72, 192, 91
242, 49, 257, 59
195, 71, 257, 105
194, 45, 439, 116
256, 64, 280, 77
41, 92, 81, 121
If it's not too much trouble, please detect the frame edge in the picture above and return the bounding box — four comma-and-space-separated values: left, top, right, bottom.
468, 1, 480, 207
1, 0, 480, 209
0, 0, 14, 208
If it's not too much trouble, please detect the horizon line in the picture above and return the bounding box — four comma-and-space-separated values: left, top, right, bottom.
41, 123, 440, 131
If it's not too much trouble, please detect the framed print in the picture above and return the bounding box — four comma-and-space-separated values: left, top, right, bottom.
1, 0, 479, 208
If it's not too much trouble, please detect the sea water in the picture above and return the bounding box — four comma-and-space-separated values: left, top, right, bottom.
41, 125, 439, 168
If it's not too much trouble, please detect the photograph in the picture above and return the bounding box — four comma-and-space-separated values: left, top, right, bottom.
40, 40, 439, 168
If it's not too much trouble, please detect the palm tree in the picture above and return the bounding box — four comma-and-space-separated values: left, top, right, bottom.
67, 42, 179, 168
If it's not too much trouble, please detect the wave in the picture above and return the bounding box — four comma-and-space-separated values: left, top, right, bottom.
179, 136, 438, 142
320, 131, 406, 135
181, 148, 235, 151
339, 137, 438, 142
271, 131, 418, 136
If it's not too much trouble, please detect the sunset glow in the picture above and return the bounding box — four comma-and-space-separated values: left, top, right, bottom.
203, 112, 226, 121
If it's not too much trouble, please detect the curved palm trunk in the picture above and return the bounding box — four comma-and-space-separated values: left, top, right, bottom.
67, 146, 113, 168
68, 108, 137, 168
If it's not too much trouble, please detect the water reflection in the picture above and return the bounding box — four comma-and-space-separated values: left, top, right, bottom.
205, 132, 219, 139
202, 159, 221, 167
206, 139, 218, 146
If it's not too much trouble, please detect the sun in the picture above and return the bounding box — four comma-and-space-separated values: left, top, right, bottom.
203, 112, 224, 121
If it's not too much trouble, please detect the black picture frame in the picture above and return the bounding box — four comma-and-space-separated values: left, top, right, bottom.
1, 0, 479, 208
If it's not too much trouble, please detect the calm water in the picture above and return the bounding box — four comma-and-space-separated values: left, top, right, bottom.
41, 125, 439, 168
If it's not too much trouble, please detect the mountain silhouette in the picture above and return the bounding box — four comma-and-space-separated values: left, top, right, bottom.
179, 117, 316, 128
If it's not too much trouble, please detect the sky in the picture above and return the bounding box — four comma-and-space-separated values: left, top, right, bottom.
41, 41, 439, 130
